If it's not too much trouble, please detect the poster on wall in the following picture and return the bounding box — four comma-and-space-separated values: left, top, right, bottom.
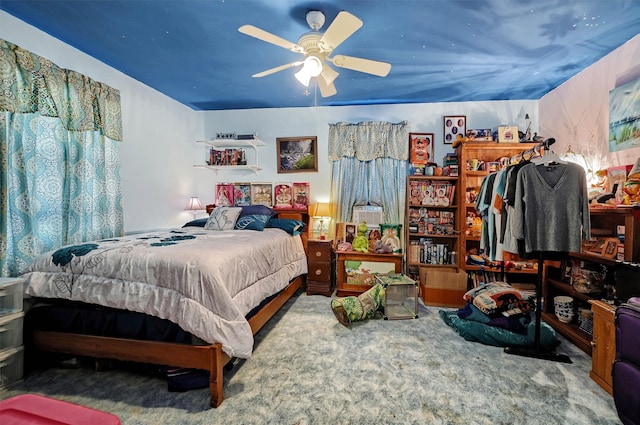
609, 76, 640, 152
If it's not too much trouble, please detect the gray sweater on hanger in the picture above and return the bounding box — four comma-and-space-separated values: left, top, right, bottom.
512, 161, 590, 253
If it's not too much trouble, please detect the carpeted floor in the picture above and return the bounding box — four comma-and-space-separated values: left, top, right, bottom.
0, 290, 622, 424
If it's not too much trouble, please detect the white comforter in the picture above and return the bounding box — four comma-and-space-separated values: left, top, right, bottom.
21, 227, 308, 359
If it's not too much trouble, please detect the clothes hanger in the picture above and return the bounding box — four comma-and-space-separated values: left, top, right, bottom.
530, 138, 566, 166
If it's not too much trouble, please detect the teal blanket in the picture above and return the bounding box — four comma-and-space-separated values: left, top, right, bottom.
439, 309, 559, 348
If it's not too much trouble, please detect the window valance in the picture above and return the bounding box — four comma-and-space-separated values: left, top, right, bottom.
328, 120, 410, 162
0, 39, 122, 141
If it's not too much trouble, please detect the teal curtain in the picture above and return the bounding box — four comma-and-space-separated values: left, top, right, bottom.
0, 39, 123, 277
328, 121, 410, 226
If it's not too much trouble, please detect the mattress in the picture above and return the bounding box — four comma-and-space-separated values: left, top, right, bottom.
21, 227, 307, 358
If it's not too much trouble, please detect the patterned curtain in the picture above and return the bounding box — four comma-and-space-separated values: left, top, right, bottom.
328, 121, 410, 226
0, 39, 123, 277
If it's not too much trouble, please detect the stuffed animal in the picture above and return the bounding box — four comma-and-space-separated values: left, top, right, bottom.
352, 221, 369, 253
368, 229, 381, 253
374, 240, 393, 254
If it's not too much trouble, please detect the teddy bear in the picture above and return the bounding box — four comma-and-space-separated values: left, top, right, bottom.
367, 229, 381, 253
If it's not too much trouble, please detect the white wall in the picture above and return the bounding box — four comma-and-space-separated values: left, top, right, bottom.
540, 34, 640, 172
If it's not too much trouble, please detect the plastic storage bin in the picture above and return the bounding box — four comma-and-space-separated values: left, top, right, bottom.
0, 278, 23, 318
0, 311, 24, 351
0, 393, 121, 424
0, 346, 24, 388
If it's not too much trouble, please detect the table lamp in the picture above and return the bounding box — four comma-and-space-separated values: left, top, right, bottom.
311, 203, 331, 240
185, 196, 205, 219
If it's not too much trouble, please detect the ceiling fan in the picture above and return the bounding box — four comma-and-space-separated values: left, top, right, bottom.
238, 10, 391, 97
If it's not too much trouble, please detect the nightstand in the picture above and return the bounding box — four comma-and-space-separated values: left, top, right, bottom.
306, 239, 335, 296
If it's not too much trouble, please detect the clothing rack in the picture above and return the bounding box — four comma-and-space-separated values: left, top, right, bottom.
502, 137, 572, 363
506, 137, 555, 165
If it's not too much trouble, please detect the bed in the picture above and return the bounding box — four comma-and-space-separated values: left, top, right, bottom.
20, 207, 309, 408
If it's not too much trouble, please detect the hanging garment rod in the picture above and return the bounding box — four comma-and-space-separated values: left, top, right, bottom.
504, 137, 556, 166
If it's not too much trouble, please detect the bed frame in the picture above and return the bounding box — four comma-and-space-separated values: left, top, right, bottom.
31, 275, 303, 408
29, 208, 310, 408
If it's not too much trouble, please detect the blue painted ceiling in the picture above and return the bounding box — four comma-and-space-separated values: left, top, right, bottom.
2, 0, 639, 111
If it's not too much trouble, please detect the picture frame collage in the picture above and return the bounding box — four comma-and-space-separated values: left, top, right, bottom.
215, 182, 310, 209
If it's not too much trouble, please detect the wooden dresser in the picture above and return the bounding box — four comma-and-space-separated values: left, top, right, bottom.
306, 239, 335, 296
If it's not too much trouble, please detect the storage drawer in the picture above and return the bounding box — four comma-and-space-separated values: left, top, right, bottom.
307, 280, 333, 297
0, 346, 24, 388
308, 243, 332, 262
0, 311, 24, 351
0, 278, 23, 318
308, 263, 332, 282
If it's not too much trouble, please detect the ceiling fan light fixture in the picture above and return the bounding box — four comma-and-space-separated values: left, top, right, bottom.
295, 55, 323, 87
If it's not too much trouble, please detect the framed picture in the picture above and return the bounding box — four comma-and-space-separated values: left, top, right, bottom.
336, 222, 357, 245
609, 76, 640, 152
409, 133, 434, 166
277, 136, 318, 173
250, 183, 272, 207
443, 115, 466, 144
273, 182, 294, 209
215, 183, 234, 207
292, 182, 310, 210
602, 238, 619, 258
233, 182, 251, 206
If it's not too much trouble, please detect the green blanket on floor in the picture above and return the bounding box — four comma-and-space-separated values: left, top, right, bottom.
439, 309, 559, 349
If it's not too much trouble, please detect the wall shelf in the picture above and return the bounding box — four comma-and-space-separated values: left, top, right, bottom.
194, 137, 265, 174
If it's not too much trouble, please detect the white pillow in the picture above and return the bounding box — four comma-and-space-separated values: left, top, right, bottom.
205, 207, 242, 231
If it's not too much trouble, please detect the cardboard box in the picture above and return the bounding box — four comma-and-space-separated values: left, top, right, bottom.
497, 126, 518, 143
419, 269, 467, 308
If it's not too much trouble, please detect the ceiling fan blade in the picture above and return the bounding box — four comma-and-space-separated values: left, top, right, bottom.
318, 11, 363, 52
320, 65, 339, 85
252, 61, 303, 78
238, 25, 304, 53
317, 73, 337, 98
329, 55, 391, 77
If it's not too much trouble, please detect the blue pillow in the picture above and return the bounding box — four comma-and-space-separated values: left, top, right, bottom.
182, 218, 208, 228
240, 205, 276, 217
265, 218, 305, 236
235, 214, 270, 231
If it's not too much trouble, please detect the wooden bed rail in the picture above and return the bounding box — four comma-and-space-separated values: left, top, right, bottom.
29, 276, 304, 408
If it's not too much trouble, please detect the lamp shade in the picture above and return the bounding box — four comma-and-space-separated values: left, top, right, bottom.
311, 203, 331, 218
185, 196, 204, 211
185, 196, 205, 219
295, 56, 323, 87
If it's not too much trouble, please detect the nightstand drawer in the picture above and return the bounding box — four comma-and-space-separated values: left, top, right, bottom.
308, 263, 332, 282
307, 280, 333, 297
308, 243, 332, 262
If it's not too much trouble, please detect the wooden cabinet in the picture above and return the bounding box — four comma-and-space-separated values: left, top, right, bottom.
405, 175, 469, 305
306, 239, 335, 296
541, 207, 638, 356
589, 207, 640, 262
335, 251, 403, 297
589, 300, 616, 395
542, 252, 616, 355
194, 138, 265, 174
455, 142, 541, 285
405, 175, 459, 274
